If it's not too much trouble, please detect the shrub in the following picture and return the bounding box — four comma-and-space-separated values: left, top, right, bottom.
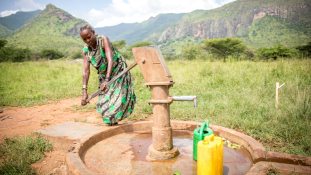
40, 49, 64, 60
296, 42, 311, 58
71, 50, 82, 59
127, 41, 154, 51
0, 39, 7, 49
203, 37, 247, 62
181, 42, 202, 60
255, 45, 295, 60
111, 40, 126, 50
0, 46, 32, 62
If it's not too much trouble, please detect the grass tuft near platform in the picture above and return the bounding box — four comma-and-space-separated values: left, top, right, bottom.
0, 134, 52, 174
0, 59, 310, 157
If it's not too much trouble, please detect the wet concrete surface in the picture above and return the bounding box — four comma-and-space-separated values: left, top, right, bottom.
83, 130, 252, 175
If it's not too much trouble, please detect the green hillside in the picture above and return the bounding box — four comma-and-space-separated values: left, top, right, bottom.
95, 23, 138, 40
241, 15, 311, 48
0, 24, 12, 38
0, 10, 41, 38
96, 13, 186, 45
156, 0, 311, 53
0, 10, 41, 31
5, 4, 89, 55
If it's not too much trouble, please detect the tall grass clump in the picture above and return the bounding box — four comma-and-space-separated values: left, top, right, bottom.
164, 59, 311, 156
0, 60, 98, 106
0, 134, 52, 174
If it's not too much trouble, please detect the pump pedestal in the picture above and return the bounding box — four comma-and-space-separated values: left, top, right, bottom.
133, 46, 180, 160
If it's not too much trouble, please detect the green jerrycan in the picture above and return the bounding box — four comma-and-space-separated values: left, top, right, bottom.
193, 120, 213, 161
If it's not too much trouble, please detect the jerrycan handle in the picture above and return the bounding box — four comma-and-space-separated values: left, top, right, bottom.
199, 120, 209, 141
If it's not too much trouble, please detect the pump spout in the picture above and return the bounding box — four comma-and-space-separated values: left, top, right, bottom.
170, 96, 198, 107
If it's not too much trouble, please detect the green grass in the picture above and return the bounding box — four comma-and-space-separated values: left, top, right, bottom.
0, 58, 310, 157
0, 134, 52, 174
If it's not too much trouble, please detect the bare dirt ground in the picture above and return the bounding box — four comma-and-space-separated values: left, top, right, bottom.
0, 97, 151, 174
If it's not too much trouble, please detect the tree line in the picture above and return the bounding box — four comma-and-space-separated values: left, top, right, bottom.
0, 38, 310, 62
182, 38, 311, 62
0, 39, 64, 62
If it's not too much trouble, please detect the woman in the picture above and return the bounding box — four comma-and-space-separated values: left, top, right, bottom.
80, 24, 136, 125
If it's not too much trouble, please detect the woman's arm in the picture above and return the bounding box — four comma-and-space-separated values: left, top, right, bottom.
99, 36, 113, 91
81, 51, 90, 106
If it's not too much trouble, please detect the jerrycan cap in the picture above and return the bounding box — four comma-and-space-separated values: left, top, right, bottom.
202, 134, 215, 146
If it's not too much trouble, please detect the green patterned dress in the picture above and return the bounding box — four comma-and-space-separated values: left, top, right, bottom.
83, 35, 136, 123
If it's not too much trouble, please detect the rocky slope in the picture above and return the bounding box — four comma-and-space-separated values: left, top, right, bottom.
158, 0, 311, 48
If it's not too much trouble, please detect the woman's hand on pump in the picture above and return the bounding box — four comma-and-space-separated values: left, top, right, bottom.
100, 81, 108, 91
81, 91, 89, 106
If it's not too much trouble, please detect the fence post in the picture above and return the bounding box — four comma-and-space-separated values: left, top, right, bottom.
276, 82, 279, 109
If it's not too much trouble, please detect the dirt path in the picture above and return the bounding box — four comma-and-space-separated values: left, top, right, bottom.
0, 97, 134, 174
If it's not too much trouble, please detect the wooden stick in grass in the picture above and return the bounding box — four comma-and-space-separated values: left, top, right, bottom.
276, 82, 285, 109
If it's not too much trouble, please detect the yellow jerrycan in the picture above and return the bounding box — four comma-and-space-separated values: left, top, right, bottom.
197, 134, 223, 175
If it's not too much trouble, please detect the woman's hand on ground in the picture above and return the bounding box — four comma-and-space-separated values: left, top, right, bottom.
81, 93, 88, 106
100, 81, 108, 91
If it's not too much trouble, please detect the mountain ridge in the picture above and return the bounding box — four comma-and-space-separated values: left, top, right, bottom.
0, 10, 41, 38
5, 4, 89, 55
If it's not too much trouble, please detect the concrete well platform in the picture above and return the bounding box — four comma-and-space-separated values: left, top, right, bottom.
36, 121, 311, 175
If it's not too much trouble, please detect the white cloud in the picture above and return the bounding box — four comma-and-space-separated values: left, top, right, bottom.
220, 0, 236, 5
0, 9, 19, 17
15, 0, 45, 11
87, 0, 224, 27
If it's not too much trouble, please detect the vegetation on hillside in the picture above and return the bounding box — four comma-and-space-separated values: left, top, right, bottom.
0, 10, 41, 31
5, 4, 88, 55
158, 0, 311, 51
241, 16, 311, 48
0, 24, 12, 38
96, 13, 185, 45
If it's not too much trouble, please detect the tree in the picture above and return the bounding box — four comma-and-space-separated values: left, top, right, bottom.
111, 40, 126, 51
255, 45, 295, 60
0, 46, 32, 62
40, 49, 64, 60
182, 42, 202, 60
203, 38, 247, 62
127, 41, 154, 52
296, 42, 311, 58
0, 39, 7, 49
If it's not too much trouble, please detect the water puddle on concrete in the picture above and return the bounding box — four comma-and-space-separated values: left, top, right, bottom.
83, 130, 252, 175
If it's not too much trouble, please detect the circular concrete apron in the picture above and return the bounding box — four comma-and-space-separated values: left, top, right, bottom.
83, 130, 252, 175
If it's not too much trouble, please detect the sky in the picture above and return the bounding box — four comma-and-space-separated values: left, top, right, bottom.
0, 0, 236, 28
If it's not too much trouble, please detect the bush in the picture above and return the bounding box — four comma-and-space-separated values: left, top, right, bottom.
296, 42, 311, 58
181, 42, 202, 60
255, 45, 296, 60
119, 51, 133, 60
40, 49, 64, 60
203, 37, 247, 62
111, 40, 126, 50
127, 41, 154, 51
71, 50, 82, 59
0, 39, 7, 49
0, 46, 32, 62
